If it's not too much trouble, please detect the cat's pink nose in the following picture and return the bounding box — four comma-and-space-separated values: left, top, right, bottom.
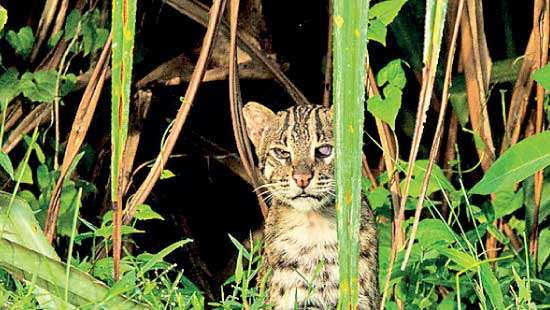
293, 173, 312, 189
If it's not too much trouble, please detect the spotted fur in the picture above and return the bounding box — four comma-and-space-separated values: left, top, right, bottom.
243, 102, 379, 309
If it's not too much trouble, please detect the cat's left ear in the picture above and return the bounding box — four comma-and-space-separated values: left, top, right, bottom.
243, 101, 276, 148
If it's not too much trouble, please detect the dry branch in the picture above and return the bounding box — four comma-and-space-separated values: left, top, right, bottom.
122, 0, 228, 224
44, 33, 112, 242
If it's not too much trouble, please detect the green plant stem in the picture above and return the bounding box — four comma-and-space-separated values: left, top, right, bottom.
64, 189, 82, 302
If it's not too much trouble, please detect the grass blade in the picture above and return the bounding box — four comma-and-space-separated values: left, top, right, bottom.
332, 0, 369, 307
111, 0, 137, 279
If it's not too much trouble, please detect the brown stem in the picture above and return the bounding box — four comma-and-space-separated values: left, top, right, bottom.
122, 0, 228, 224
44, 34, 112, 242
228, 0, 269, 217
530, 0, 550, 259
401, 0, 465, 271
322, 0, 333, 108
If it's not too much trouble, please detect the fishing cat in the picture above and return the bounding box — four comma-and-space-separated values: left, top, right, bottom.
243, 102, 379, 309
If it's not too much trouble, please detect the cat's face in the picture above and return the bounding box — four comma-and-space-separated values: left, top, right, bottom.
243, 102, 334, 211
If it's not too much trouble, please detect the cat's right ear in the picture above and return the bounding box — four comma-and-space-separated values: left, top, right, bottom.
243, 101, 276, 148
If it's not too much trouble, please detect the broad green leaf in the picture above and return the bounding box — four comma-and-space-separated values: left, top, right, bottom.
368, 19, 387, 45
0, 151, 14, 179
367, 92, 400, 130
366, 187, 390, 210
134, 204, 164, 221
48, 30, 63, 48
19, 70, 57, 103
470, 131, 550, 194
524, 171, 550, 225
0, 68, 21, 109
36, 164, 51, 191
400, 160, 454, 197
479, 264, 505, 310
57, 183, 79, 237
416, 219, 457, 248
6, 26, 35, 59
369, 0, 407, 25
61, 73, 78, 97
0, 192, 147, 309
368, 60, 406, 130
377, 59, 406, 88
0, 5, 7, 32
492, 187, 523, 219
539, 228, 550, 271
533, 63, 550, 90
64, 10, 81, 40
14, 161, 33, 184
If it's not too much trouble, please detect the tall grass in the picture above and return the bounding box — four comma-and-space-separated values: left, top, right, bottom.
110, 0, 137, 279
332, 0, 370, 307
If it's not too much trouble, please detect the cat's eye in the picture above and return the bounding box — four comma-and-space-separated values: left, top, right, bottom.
271, 148, 290, 160
315, 145, 333, 158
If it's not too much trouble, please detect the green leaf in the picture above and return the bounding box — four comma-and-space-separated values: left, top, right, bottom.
64, 10, 81, 40
377, 59, 406, 88
368, 19, 387, 46
369, 0, 407, 25
400, 160, 454, 197
367, 60, 406, 130
0, 68, 21, 109
0, 151, 14, 179
367, 89, 401, 130
19, 70, 57, 103
24, 135, 46, 163
57, 183, 79, 237
160, 169, 176, 180
0, 5, 7, 32
138, 239, 192, 275
439, 248, 477, 269
479, 264, 505, 310
366, 187, 390, 210
134, 204, 164, 221
437, 294, 456, 310
470, 131, 550, 194
492, 187, 524, 219
82, 17, 96, 55
539, 228, 550, 270
95, 225, 144, 238
533, 63, 550, 90
416, 219, 456, 248
60, 73, 78, 96
0, 191, 147, 309
47, 30, 63, 48
6, 26, 35, 59
14, 161, 33, 184
36, 164, 51, 191
94, 28, 109, 52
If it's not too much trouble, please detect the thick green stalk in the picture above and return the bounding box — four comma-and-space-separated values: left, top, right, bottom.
111, 0, 137, 279
332, 0, 369, 307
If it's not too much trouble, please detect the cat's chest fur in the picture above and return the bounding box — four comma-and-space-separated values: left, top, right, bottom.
262, 202, 379, 310
264, 204, 340, 309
